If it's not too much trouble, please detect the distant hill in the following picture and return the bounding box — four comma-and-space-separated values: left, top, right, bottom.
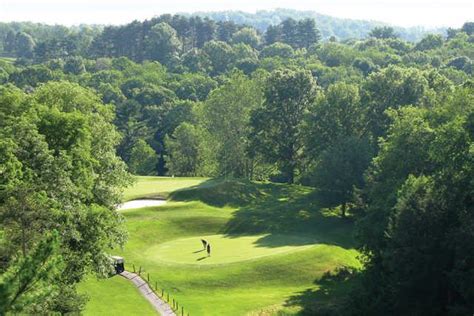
183, 8, 446, 42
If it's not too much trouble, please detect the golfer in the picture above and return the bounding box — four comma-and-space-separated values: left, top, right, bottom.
207, 244, 211, 257
201, 239, 207, 249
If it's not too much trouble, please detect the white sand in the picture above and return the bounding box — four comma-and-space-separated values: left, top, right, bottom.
116, 199, 167, 210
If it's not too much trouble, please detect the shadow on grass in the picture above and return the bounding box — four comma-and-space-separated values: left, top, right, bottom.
284, 267, 360, 315
169, 178, 355, 249
196, 256, 208, 261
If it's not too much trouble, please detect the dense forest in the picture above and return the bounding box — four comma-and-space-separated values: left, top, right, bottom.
0, 11, 473, 315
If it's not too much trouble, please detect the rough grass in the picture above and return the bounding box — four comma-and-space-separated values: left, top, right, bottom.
82, 177, 361, 315
78, 275, 156, 316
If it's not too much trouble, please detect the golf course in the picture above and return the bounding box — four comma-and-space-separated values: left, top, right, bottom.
80, 176, 361, 315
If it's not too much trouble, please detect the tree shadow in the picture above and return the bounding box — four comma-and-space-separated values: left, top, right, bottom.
284, 266, 361, 315
169, 178, 355, 249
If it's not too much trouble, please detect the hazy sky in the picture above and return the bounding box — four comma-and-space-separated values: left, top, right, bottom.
0, 0, 472, 28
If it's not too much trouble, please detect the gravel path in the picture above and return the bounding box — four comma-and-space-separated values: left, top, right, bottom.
120, 271, 176, 316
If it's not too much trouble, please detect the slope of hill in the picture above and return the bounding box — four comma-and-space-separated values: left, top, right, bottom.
81, 176, 361, 315
184, 8, 446, 41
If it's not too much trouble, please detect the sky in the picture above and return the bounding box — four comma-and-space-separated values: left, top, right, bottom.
0, 0, 472, 28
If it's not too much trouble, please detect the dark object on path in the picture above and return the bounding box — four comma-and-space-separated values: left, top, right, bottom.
111, 256, 125, 274
201, 239, 207, 249
207, 244, 211, 257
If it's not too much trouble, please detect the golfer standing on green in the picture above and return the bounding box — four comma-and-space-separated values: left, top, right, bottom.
207, 243, 211, 257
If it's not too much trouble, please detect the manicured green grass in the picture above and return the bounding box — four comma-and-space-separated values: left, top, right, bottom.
83, 177, 361, 315
79, 275, 156, 316
123, 176, 209, 200
146, 234, 317, 265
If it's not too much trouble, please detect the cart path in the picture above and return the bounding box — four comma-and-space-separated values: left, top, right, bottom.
120, 271, 176, 316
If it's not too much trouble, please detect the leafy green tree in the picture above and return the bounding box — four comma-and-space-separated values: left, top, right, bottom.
144, 22, 181, 65
128, 139, 158, 175
260, 42, 294, 59
415, 34, 444, 51
313, 136, 372, 217
461, 21, 474, 35
0, 232, 62, 314
63, 56, 86, 75
199, 71, 263, 178
250, 69, 317, 183
232, 27, 261, 49
362, 65, 431, 138
15, 32, 36, 59
201, 40, 235, 75
4, 30, 16, 54
369, 26, 398, 39
165, 122, 203, 176
264, 24, 281, 45
354, 86, 474, 314
0, 81, 130, 313
306, 83, 366, 157
296, 18, 321, 48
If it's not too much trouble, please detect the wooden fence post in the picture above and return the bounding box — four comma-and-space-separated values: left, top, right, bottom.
138, 266, 141, 275
155, 281, 157, 292
181, 306, 184, 316
147, 273, 149, 282
132, 264, 135, 273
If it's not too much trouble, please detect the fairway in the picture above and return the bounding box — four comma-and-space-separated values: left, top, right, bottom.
146, 234, 318, 265
82, 177, 361, 315
124, 176, 209, 200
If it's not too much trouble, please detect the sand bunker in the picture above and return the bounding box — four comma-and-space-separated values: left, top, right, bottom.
116, 199, 167, 211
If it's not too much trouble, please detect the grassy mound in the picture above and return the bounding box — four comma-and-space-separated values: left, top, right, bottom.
82, 177, 361, 315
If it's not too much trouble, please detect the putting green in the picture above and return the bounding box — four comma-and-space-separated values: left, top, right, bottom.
145, 234, 318, 265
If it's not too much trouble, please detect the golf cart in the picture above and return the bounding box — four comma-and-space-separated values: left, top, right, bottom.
110, 256, 125, 274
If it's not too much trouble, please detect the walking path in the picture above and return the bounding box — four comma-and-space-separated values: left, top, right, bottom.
120, 271, 176, 316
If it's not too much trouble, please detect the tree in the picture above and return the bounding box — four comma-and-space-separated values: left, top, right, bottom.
4, 30, 16, 54
353, 86, 474, 314
144, 22, 181, 65
260, 42, 294, 59
362, 66, 431, 138
0, 232, 61, 314
313, 136, 372, 217
63, 56, 86, 75
201, 40, 235, 75
461, 21, 474, 35
369, 26, 398, 39
0, 82, 130, 312
15, 32, 35, 59
281, 18, 298, 47
232, 27, 261, 49
415, 34, 443, 51
265, 24, 281, 45
305, 83, 366, 158
165, 122, 203, 176
250, 69, 317, 183
128, 139, 158, 175
199, 71, 263, 178
296, 18, 321, 49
